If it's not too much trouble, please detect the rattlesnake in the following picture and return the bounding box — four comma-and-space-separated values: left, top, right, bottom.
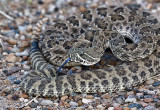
21, 5, 160, 97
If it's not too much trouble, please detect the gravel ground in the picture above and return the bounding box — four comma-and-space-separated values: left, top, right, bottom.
1, 0, 160, 109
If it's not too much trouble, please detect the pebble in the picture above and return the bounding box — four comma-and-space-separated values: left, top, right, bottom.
125, 98, 137, 103
11, 94, 19, 100
69, 101, 78, 107
24, 99, 29, 103
153, 81, 160, 86
30, 102, 38, 108
9, 67, 22, 73
144, 98, 153, 103
6, 53, 17, 63
61, 95, 68, 101
113, 103, 120, 108
108, 107, 114, 110
15, 50, 29, 56
86, 95, 93, 99
14, 80, 21, 84
128, 103, 143, 109
116, 98, 125, 104
19, 94, 29, 99
40, 99, 54, 106
82, 98, 93, 103
96, 104, 105, 109
114, 107, 122, 110
144, 105, 155, 110
19, 97, 24, 102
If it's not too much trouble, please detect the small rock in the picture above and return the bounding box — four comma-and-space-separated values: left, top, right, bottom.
14, 80, 21, 84
113, 103, 120, 108
6, 53, 17, 63
155, 102, 160, 108
102, 94, 110, 99
9, 67, 22, 73
108, 107, 114, 110
40, 99, 53, 106
124, 107, 130, 110
128, 103, 143, 109
82, 98, 93, 103
30, 102, 38, 108
34, 98, 39, 103
61, 95, 68, 101
19, 97, 24, 102
96, 104, 105, 109
130, 107, 137, 110
144, 98, 153, 103
116, 98, 125, 104
114, 107, 122, 110
125, 98, 137, 103
11, 94, 19, 100
86, 95, 93, 99
144, 105, 155, 110
19, 94, 29, 99
6, 38, 17, 45
15, 50, 29, 56
153, 81, 160, 86
136, 93, 143, 99
24, 99, 29, 103
117, 91, 127, 96
69, 101, 78, 107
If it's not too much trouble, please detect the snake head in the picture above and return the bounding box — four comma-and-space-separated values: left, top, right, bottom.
69, 47, 101, 66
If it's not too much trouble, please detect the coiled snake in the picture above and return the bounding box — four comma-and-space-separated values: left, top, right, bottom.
21, 5, 160, 97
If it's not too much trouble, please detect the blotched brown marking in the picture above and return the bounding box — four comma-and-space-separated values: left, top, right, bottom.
143, 12, 151, 17
55, 77, 63, 93
71, 28, 78, 33
115, 66, 126, 76
48, 89, 53, 94
140, 71, 146, 78
111, 14, 125, 21
128, 15, 135, 22
97, 8, 107, 17
93, 78, 99, 83
122, 77, 129, 83
148, 68, 154, 73
112, 77, 120, 85
80, 81, 86, 88
144, 59, 152, 67
94, 70, 106, 79
38, 78, 51, 92
54, 22, 68, 30
81, 10, 92, 21
135, 18, 147, 27
94, 18, 108, 29
48, 85, 54, 88
64, 82, 68, 87
64, 89, 70, 94
132, 75, 138, 81
89, 81, 94, 87
101, 80, 109, 86
80, 72, 92, 80
66, 16, 79, 26
114, 7, 124, 13
128, 63, 139, 73
67, 75, 77, 88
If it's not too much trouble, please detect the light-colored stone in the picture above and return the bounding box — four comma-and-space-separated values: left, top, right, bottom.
40, 99, 54, 106
82, 98, 93, 103
6, 53, 17, 63
125, 98, 137, 103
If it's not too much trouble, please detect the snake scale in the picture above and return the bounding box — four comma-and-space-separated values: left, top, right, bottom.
21, 5, 160, 97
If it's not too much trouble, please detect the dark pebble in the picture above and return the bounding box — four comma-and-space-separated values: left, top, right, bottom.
153, 81, 160, 86
155, 102, 160, 108
30, 102, 38, 108
42, 108, 48, 110
12, 94, 19, 100
128, 103, 143, 109
3, 70, 12, 76
7, 76, 17, 81
153, 98, 159, 102
14, 80, 21, 84
38, 0, 44, 4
